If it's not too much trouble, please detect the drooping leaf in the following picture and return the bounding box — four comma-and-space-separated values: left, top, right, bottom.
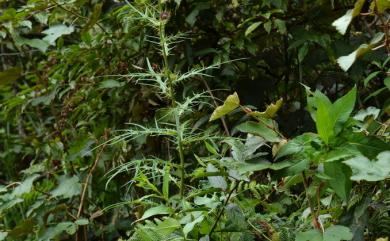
139, 205, 172, 221
332, 0, 365, 35
245, 21, 262, 36
209, 92, 240, 121
248, 98, 283, 119
236, 121, 281, 142
337, 33, 384, 71
343, 151, 390, 181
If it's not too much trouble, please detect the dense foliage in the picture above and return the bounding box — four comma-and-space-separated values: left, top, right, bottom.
0, 0, 389, 240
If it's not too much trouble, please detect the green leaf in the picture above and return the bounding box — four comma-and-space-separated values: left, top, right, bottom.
315, 96, 334, 144
209, 92, 240, 121
75, 219, 89, 226
245, 22, 262, 36
274, 19, 286, 34
333, 86, 356, 134
324, 162, 351, 201
39, 222, 76, 241
296, 226, 352, 241
384, 76, 390, 90
50, 175, 81, 199
207, 164, 227, 190
12, 174, 40, 197
248, 98, 283, 119
183, 214, 204, 237
236, 121, 281, 142
82, 3, 103, 32
42, 25, 75, 45
237, 160, 291, 173
98, 79, 125, 89
363, 71, 381, 87
323, 225, 353, 241
343, 151, 390, 181
296, 229, 322, 241
139, 205, 172, 221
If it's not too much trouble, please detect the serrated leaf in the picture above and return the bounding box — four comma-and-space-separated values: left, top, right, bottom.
209, 92, 240, 121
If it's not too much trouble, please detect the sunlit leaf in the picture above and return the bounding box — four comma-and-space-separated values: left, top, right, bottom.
343, 151, 390, 181
209, 92, 240, 121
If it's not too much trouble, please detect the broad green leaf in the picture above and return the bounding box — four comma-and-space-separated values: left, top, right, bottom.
323, 225, 353, 241
296, 229, 322, 241
39, 222, 76, 241
245, 21, 262, 36
324, 162, 351, 201
139, 205, 172, 221
333, 86, 356, 134
275, 133, 318, 159
12, 174, 40, 197
248, 98, 283, 119
296, 226, 352, 241
236, 121, 281, 142
209, 92, 240, 121
315, 96, 334, 144
42, 25, 75, 45
207, 164, 227, 190
343, 151, 390, 181
50, 175, 81, 199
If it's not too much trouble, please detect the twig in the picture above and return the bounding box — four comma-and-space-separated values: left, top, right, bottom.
200, 78, 230, 136
209, 182, 239, 236
77, 129, 110, 218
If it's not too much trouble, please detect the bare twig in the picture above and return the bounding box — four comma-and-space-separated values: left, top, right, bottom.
77, 129, 110, 218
